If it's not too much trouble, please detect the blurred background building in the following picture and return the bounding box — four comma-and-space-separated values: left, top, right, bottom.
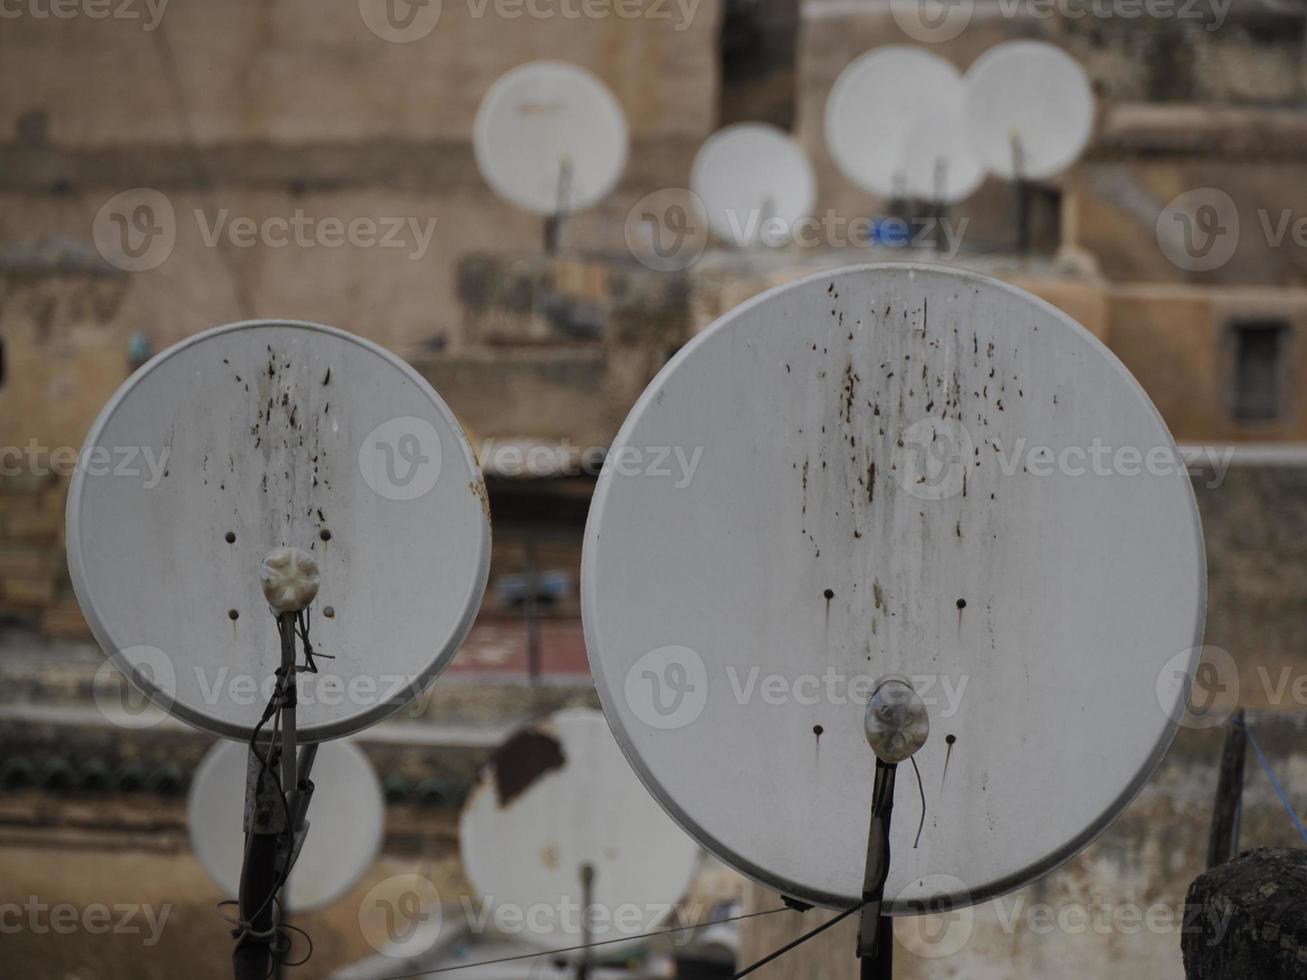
1, 1, 1306, 977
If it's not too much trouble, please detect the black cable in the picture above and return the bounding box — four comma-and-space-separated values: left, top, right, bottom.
731, 901, 866, 979
369, 905, 794, 980
232, 616, 311, 970
910, 755, 926, 849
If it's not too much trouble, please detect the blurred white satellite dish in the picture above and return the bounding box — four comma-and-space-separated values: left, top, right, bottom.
963, 40, 1094, 180
459, 707, 700, 953
582, 264, 1205, 912
189, 738, 383, 911
67, 320, 491, 742
690, 123, 816, 247
825, 47, 983, 204
474, 61, 629, 217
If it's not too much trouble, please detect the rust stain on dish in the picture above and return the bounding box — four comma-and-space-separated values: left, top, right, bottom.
470, 479, 492, 529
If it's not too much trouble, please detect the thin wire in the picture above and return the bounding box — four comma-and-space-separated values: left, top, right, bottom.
731, 901, 866, 979
1245, 723, 1307, 845
370, 905, 793, 980
909, 755, 927, 849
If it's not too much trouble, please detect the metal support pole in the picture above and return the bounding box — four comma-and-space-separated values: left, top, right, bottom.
544, 159, 573, 255
234, 729, 285, 980
1009, 134, 1032, 256
856, 675, 928, 980
1207, 708, 1247, 869
577, 862, 595, 980
1014, 179, 1033, 255
525, 537, 541, 684
858, 759, 896, 977
234, 613, 313, 980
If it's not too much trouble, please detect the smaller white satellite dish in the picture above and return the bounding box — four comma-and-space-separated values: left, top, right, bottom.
459, 708, 700, 953
474, 61, 629, 216
962, 40, 1094, 180
66, 320, 491, 742
188, 738, 384, 911
690, 123, 816, 247
825, 46, 984, 204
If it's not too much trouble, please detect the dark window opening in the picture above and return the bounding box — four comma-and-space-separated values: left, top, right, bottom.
0, 338, 6, 388
1230, 319, 1289, 422
718, 0, 801, 129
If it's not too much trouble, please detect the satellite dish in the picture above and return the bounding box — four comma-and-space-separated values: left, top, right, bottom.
459, 707, 700, 952
825, 47, 983, 204
474, 61, 629, 217
582, 264, 1205, 911
67, 319, 491, 742
189, 738, 383, 911
690, 123, 817, 247
962, 40, 1094, 180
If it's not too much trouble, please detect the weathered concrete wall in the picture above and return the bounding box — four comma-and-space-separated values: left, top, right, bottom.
0, 0, 721, 487
1066, 157, 1307, 287
0, 0, 719, 145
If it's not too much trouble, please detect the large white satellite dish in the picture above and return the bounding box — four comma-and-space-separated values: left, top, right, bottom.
582, 264, 1205, 911
962, 40, 1094, 180
67, 319, 491, 742
459, 707, 700, 952
189, 738, 383, 911
825, 47, 984, 204
474, 61, 629, 217
690, 123, 817, 247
